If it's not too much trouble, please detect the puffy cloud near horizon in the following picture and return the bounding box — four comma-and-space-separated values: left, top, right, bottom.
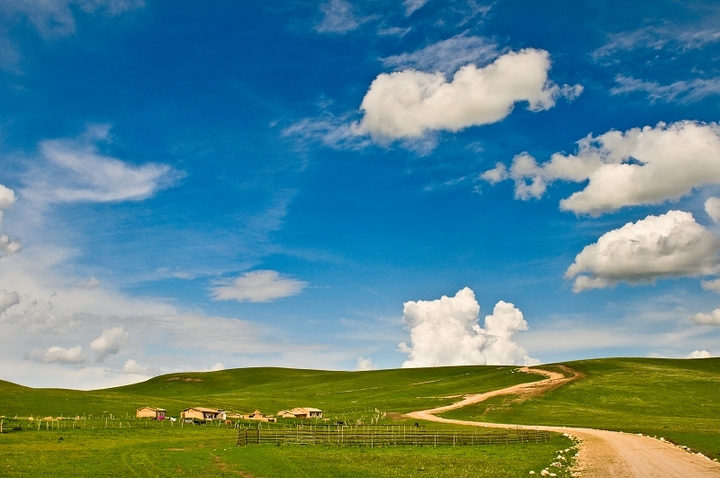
90, 327, 128, 362
687, 349, 711, 358
691, 309, 720, 326
356, 356, 377, 371
485, 121, 720, 215
566, 211, 720, 292
26, 345, 87, 364
705, 197, 720, 225
355, 48, 582, 141
0, 289, 20, 315
0, 184, 21, 257
123, 358, 149, 374
399, 287, 538, 367
77, 277, 101, 290
211, 270, 307, 303
24, 125, 181, 205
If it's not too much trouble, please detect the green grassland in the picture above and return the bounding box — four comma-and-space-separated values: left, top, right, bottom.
0, 366, 577, 477
0, 365, 538, 421
0, 427, 577, 477
442, 357, 720, 459
2, 358, 719, 476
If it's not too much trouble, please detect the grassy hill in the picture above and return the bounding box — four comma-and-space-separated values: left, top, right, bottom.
442, 357, 720, 459
2, 358, 719, 477
0, 365, 537, 421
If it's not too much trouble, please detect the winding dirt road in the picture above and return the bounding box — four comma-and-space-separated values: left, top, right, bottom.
405, 367, 720, 477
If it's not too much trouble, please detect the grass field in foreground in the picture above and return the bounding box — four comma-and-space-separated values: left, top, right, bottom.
0, 427, 577, 478
441, 357, 720, 459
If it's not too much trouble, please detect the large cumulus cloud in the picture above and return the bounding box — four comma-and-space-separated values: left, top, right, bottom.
398, 287, 538, 367
566, 211, 720, 292
356, 48, 581, 140
484, 121, 720, 215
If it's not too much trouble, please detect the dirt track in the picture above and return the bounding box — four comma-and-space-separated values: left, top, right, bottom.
405, 367, 720, 477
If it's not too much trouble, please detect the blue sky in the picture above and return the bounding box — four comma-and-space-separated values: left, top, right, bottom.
1, 0, 720, 388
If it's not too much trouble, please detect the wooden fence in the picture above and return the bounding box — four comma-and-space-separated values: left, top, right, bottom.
236, 425, 550, 447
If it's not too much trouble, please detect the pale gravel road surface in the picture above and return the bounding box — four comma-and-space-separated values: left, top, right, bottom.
405, 367, 720, 477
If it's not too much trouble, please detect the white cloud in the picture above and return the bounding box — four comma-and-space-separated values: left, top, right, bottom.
377, 27, 411, 37
211, 270, 307, 303
316, 0, 363, 33
0, 184, 17, 216
611, 75, 720, 103
355, 49, 581, 141
210, 362, 224, 371
480, 163, 508, 184
381, 35, 499, 74
687, 349, 711, 358
399, 287, 538, 367
404, 0, 428, 15
706, 197, 720, 225
282, 114, 372, 151
0, 0, 144, 38
90, 326, 128, 362
487, 121, 720, 215
566, 211, 720, 292
122, 358, 148, 374
0, 289, 19, 314
26, 345, 86, 364
701, 278, 720, 293
76, 277, 100, 290
23, 125, 180, 204
691, 309, 720, 326
0, 233, 22, 258
593, 26, 720, 58
356, 356, 377, 371
0, 184, 21, 257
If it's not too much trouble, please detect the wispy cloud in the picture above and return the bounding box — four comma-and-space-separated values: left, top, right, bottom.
403, 0, 429, 16
0, 0, 145, 38
611, 75, 720, 103
381, 35, 500, 74
594, 26, 720, 58
23, 125, 182, 206
316, 0, 372, 34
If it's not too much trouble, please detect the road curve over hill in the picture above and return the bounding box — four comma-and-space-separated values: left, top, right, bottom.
405, 366, 720, 477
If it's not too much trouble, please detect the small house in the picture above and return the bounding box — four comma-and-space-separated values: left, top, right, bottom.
248, 410, 276, 423
277, 407, 323, 419
136, 407, 167, 420
181, 407, 225, 421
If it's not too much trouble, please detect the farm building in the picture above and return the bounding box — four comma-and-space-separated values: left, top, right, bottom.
248, 410, 276, 422
136, 407, 167, 419
181, 407, 226, 421
277, 407, 323, 419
